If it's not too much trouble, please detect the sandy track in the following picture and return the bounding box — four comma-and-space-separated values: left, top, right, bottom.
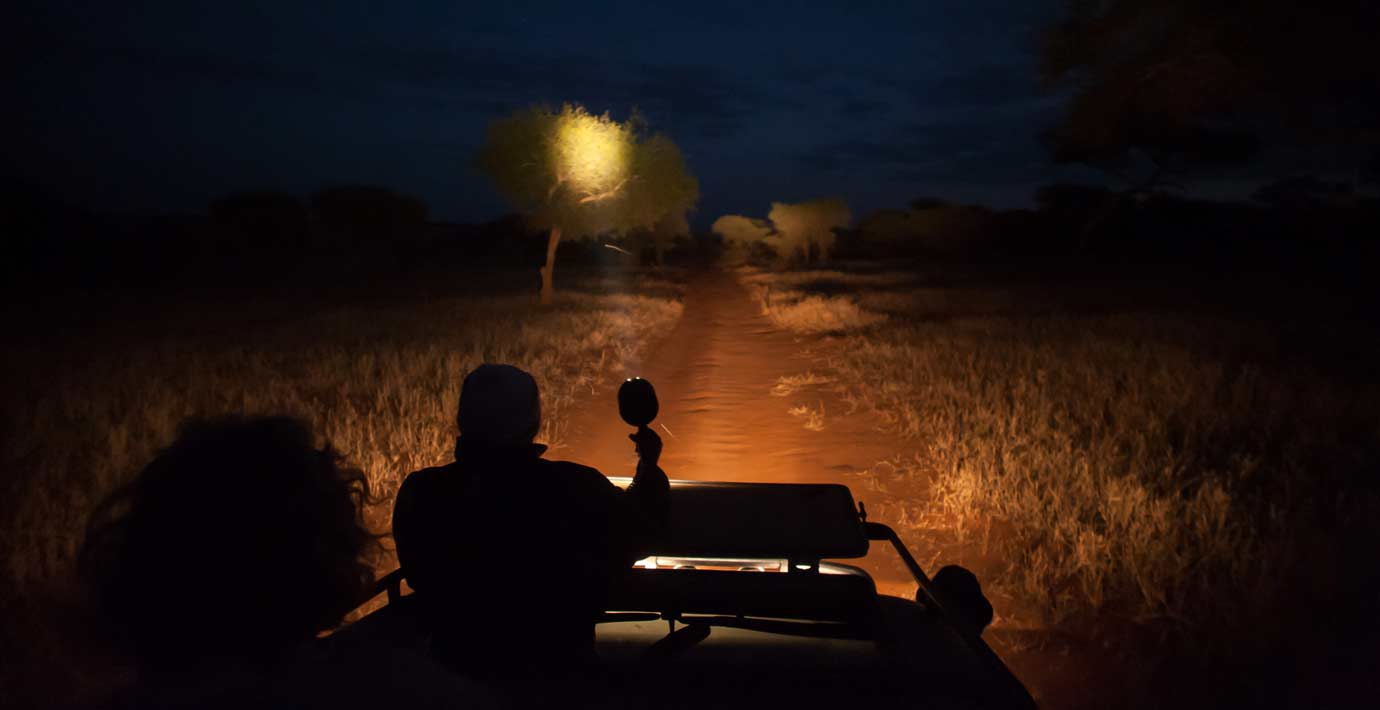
558, 268, 909, 589
556, 268, 1168, 707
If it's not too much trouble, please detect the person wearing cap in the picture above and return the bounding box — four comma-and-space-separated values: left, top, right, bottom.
391, 363, 668, 682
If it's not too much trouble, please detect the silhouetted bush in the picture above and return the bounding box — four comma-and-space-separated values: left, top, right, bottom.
848, 202, 1001, 259
310, 185, 428, 246
209, 190, 311, 251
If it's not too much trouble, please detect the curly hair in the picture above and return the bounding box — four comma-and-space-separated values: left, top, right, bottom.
80, 416, 379, 668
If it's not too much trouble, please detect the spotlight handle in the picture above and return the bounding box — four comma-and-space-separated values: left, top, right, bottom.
633, 424, 652, 455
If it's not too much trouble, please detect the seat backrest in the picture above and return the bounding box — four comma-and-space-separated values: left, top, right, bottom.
610, 479, 869, 560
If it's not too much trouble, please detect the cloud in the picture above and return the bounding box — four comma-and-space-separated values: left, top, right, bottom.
68, 45, 319, 91
837, 97, 891, 118
51, 39, 784, 143
794, 97, 1063, 185
7, 1, 1075, 219
629, 63, 757, 121
880, 61, 1047, 111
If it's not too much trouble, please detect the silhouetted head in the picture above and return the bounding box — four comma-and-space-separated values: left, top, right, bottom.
80, 416, 377, 670
457, 364, 541, 446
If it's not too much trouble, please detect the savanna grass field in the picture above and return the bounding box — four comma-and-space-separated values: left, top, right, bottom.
0, 268, 684, 705
5, 251, 1380, 707
741, 263, 1380, 704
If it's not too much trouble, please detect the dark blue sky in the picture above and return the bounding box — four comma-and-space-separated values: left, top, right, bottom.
6, 1, 1097, 225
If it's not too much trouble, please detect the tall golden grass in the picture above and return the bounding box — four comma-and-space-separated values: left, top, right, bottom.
738, 267, 892, 334
1, 279, 682, 598
750, 268, 1380, 658
0, 271, 684, 706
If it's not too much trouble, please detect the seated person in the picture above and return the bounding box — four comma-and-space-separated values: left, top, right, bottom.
80, 416, 496, 708
392, 364, 669, 678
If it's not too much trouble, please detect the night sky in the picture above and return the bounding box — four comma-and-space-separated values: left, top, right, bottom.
6, 1, 1094, 225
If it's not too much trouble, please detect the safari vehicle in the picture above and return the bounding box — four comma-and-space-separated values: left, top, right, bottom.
346, 477, 1034, 709
342, 380, 1036, 708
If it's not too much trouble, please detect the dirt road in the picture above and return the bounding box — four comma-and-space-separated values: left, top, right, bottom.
559, 268, 1114, 708
559, 268, 910, 590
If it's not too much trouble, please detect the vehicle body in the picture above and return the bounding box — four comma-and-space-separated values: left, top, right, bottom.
343, 479, 1036, 708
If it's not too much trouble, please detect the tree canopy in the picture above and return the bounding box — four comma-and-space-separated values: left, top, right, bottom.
1041, 0, 1380, 190
855, 202, 995, 255
621, 134, 699, 238
476, 103, 697, 302
209, 191, 310, 247
711, 214, 774, 248
713, 200, 851, 264
310, 185, 428, 243
768, 198, 851, 263
476, 104, 698, 240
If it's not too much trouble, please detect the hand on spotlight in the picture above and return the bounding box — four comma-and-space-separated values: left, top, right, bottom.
630, 427, 662, 469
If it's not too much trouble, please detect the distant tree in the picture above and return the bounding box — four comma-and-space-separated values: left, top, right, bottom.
1361, 152, 1380, 188
1041, 0, 1379, 192
309, 186, 428, 246
622, 134, 698, 259
1033, 183, 1115, 213
1039, 0, 1380, 247
617, 132, 697, 266
209, 191, 310, 248
476, 104, 698, 304
908, 197, 950, 211
711, 214, 775, 263
856, 202, 998, 256
1252, 176, 1355, 210
711, 214, 776, 262
854, 209, 913, 247
768, 198, 851, 263
624, 210, 690, 265
711, 215, 773, 246
654, 211, 691, 264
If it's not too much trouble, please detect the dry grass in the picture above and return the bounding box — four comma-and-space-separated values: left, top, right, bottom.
0, 270, 684, 706
855, 286, 1057, 318
738, 267, 889, 334
0, 277, 682, 600
738, 267, 917, 290
751, 267, 1380, 660
787, 401, 827, 431
770, 371, 835, 397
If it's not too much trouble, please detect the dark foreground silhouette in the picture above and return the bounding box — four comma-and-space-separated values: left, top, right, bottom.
79, 416, 496, 708
73, 374, 1020, 709
393, 364, 670, 681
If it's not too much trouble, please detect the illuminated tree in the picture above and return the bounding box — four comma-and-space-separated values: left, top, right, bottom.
653, 212, 690, 265
625, 210, 690, 265
711, 214, 776, 262
768, 198, 851, 263
477, 104, 698, 303
618, 132, 698, 265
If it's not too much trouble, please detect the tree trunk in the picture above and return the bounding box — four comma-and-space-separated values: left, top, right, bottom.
539, 225, 562, 305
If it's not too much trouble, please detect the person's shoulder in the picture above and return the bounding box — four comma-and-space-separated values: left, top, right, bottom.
401, 463, 449, 483
539, 459, 618, 489
397, 462, 461, 497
